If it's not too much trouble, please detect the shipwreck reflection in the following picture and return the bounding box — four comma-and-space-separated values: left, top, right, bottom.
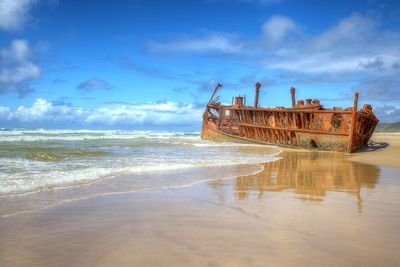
234, 151, 380, 209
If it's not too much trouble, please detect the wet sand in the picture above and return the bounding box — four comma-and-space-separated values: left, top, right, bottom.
1, 135, 400, 267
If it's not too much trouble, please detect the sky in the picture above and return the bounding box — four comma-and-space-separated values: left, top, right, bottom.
0, 0, 399, 130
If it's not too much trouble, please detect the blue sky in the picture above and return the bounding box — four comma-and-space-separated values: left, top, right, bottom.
0, 0, 399, 130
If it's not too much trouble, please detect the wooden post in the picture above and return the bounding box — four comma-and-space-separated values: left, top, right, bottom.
348, 92, 359, 152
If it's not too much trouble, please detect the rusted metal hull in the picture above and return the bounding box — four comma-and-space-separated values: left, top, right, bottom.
201, 86, 379, 152
201, 121, 351, 151
202, 120, 352, 152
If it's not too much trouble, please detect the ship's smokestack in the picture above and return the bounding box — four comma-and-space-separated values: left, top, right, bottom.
254, 82, 261, 108
234, 96, 244, 107
290, 87, 296, 107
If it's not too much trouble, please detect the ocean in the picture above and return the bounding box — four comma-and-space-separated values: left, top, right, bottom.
0, 129, 281, 197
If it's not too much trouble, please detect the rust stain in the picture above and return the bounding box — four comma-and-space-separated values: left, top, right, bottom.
201, 83, 379, 152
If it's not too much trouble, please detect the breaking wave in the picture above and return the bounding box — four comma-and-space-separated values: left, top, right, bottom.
0, 129, 281, 196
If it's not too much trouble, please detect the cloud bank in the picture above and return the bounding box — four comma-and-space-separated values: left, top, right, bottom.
0, 99, 204, 130
149, 13, 399, 75
265, 14, 399, 75
1, 98, 397, 130
148, 13, 400, 106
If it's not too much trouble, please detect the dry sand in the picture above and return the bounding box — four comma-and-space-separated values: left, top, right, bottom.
1, 134, 400, 267
351, 133, 400, 168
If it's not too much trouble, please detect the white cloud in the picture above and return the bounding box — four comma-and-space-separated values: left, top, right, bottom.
148, 13, 399, 77
0, 0, 38, 31
0, 39, 41, 95
260, 13, 400, 76
10, 99, 86, 122
309, 14, 377, 51
149, 34, 243, 54
85, 102, 202, 127
267, 51, 399, 74
2, 98, 398, 126
374, 105, 400, 123
146, 12, 399, 108
261, 15, 297, 45
0, 99, 203, 129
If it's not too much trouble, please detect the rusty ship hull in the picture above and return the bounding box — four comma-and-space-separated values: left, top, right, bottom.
201, 83, 379, 152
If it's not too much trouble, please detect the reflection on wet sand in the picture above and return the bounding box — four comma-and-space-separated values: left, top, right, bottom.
1, 148, 399, 267
234, 151, 380, 208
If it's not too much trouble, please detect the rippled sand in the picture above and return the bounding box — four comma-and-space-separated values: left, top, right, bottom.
1, 136, 399, 267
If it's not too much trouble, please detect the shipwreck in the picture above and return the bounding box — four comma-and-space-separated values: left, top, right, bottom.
201, 83, 379, 152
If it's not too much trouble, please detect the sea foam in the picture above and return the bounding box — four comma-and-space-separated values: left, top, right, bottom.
0, 129, 281, 196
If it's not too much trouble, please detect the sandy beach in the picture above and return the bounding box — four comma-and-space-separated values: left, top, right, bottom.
1, 133, 400, 267
1, 0, 399, 266
351, 133, 400, 168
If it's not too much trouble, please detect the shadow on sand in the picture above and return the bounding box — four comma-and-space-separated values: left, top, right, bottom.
357, 142, 389, 152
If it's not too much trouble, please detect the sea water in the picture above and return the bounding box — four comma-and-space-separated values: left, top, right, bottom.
0, 129, 281, 196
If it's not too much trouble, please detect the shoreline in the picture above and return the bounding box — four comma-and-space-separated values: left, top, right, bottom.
0, 163, 273, 219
